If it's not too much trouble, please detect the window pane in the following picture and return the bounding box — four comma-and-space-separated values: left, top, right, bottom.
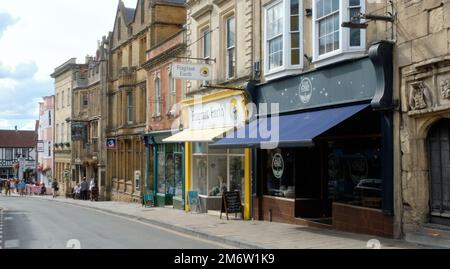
334, 31, 340, 50
227, 48, 235, 78
229, 156, 244, 201
318, 11, 340, 56
203, 30, 210, 58
324, 0, 331, 15
227, 17, 235, 48
290, 15, 299, 32
209, 147, 227, 154
267, 3, 283, 39
291, 49, 300, 65
268, 36, 283, 70
326, 34, 333, 52
207, 155, 227, 196
165, 153, 175, 195
332, 0, 339, 11
174, 153, 183, 199
349, 0, 360, 7
350, 29, 361, 47
319, 37, 326, 55
193, 142, 207, 154
316, 0, 323, 18
291, 32, 300, 49
290, 0, 299, 15
157, 148, 165, 194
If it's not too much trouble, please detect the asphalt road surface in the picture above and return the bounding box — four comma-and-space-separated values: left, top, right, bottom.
0, 196, 230, 249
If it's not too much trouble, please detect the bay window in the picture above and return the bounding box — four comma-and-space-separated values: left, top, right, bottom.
313, 0, 366, 66
264, 0, 303, 81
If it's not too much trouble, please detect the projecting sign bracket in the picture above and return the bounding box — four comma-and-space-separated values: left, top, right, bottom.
172, 56, 216, 63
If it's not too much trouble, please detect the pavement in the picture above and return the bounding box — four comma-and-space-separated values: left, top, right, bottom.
0, 195, 232, 249
11, 194, 427, 249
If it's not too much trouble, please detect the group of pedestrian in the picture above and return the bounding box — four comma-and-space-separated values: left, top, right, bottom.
72, 177, 98, 202
0, 178, 28, 196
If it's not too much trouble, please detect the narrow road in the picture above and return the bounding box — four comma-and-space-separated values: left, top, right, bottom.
0, 196, 229, 249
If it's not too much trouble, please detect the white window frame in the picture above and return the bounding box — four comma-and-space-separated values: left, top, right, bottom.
312, 0, 366, 67
264, 0, 304, 81
201, 27, 211, 60
154, 75, 162, 117
225, 15, 236, 80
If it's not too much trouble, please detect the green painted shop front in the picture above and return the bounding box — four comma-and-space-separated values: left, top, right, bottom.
145, 132, 185, 210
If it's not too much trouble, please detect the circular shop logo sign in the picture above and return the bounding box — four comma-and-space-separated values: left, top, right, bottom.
272, 153, 284, 179
299, 78, 313, 104
199, 66, 210, 77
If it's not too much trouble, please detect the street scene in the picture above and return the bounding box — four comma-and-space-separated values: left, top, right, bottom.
1, 0, 450, 251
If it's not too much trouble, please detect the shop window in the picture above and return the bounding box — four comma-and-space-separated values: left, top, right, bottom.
265, 149, 295, 198
327, 140, 382, 209
313, 0, 366, 67
207, 155, 227, 196
191, 143, 245, 198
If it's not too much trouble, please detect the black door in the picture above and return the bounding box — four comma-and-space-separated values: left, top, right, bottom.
428, 119, 450, 224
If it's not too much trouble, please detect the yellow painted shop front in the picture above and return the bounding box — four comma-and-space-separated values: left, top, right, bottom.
164, 90, 252, 219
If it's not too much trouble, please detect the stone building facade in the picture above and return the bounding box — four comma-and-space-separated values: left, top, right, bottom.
71, 38, 110, 200
396, 0, 450, 237
106, 0, 186, 203
51, 58, 83, 195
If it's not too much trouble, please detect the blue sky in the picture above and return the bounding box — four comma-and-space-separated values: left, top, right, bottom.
0, 0, 137, 130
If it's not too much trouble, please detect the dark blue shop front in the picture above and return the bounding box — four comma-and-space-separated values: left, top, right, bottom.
213, 42, 395, 237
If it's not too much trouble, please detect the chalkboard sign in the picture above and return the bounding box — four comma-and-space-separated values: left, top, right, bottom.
220, 191, 243, 220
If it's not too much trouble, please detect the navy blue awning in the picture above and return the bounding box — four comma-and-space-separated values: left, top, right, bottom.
211, 103, 370, 148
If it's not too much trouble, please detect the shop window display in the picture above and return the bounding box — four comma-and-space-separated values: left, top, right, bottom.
327, 140, 382, 209
191, 143, 245, 197
265, 149, 295, 198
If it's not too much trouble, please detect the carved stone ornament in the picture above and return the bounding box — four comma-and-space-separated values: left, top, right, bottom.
409, 81, 432, 111
441, 79, 450, 100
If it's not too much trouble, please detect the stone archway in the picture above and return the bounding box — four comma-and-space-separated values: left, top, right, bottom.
427, 119, 450, 225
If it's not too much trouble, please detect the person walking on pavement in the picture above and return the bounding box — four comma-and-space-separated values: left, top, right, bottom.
4, 179, 11, 196
18, 180, 26, 196
80, 177, 89, 201
51, 180, 59, 198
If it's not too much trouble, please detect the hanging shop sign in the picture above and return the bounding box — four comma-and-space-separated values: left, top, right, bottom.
37, 141, 45, 153
171, 63, 213, 81
71, 122, 87, 141
106, 138, 117, 150
188, 95, 246, 130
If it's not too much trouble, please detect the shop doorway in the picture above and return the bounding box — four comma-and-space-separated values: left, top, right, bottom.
427, 119, 450, 225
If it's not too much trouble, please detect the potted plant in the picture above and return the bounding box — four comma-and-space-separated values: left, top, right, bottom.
65, 142, 71, 147
54, 143, 60, 148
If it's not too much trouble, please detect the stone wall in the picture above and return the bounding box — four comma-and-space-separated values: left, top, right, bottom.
396, 0, 450, 234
